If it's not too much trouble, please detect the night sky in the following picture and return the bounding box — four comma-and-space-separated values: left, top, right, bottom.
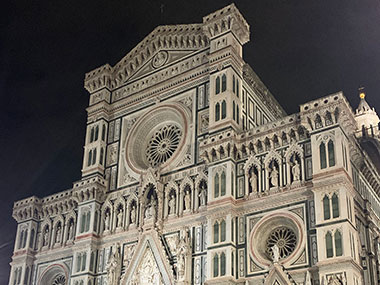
1, 0, 379, 282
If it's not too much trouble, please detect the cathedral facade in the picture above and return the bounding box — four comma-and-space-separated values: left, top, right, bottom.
9, 4, 380, 285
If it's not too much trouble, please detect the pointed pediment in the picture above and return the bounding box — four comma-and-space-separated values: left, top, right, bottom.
121, 232, 175, 285
264, 264, 292, 285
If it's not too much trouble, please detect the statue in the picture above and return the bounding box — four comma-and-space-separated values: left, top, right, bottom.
117, 209, 123, 228
184, 191, 191, 211
270, 166, 279, 187
168, 195, 176, 215
43, 227, 49, 246
68, 221, 74, 240
292, 160, 301, 182
305, 270, 312, 285
106, 243, 122, 285
271, 244, 280, 263
151, 199, 157, 220
104, 212, 110, 231
55, 225, 61, 244
145, 202, 152, 219
250, 171, 258, 192
176, 228, 191, 281
199, 186, 207, 207
130, 205, 136, 224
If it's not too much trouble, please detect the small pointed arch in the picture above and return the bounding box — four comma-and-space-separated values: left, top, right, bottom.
95, 125, 99, 141
213, 254, 219, 277
326, 231, 333, 258
264, 150, 282, 170
215, 76, 221, 94
213, 221, 220, 243
334, 230, 343, 256
221, 74, 227, 92
221, 100, 227, 119
325, 111, 333, 126
315, 114, 323, 129
332, 193, 339, 218
215, 103, 220, 121
90, 127, 95, 143
285, 142, 304, 164
328, 140, 335, 167
323, 195, 331, 220
180, 176, 193, 195
319, 142, 327, 169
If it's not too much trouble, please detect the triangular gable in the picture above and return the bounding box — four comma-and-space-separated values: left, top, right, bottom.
121, 232, 175, 285
264, 264, 292, 285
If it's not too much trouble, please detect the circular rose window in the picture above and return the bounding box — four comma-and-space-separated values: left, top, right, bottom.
265, 226, 297, 260
124, 103, 190, 173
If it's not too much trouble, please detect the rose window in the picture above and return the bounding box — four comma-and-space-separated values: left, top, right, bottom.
146, 124, 182, 167
52, 275, 66, 285
265, 226, 297, 260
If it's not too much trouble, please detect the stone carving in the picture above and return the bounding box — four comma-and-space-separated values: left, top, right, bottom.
55, 225, 61, 244
130, 246, 163, 285
152, 51, 168, 68
272, 244, 280, 263
145, 199, 156, 220
123, 243, 136, 269
104, 212, 110, 231
270, 166, 278, 188
199, 185, 207, 207
292, 160, 300, 182
168, 195, 176, 215
43, 227, 49, 246
250, 171, 257, 192
130, 206, 136, 224
166, 235, 179, 255
106, 244, 122, 285
107, 144, 119, 166
117, 209, 123, 228
184, 191, 191, 212
67, 221, 74, 240
176, 228, 191, 281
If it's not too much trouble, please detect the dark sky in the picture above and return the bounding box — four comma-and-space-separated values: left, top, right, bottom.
1, 0, 379, 282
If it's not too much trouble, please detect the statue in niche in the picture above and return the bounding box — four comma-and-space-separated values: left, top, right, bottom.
151, 199, 157, 220
199, 185, 207, 207
130, 205, 136, 224
104, 212, 110, 231
176, 228, 191, 281
43, 227, 49, 246
106, 243, 122, 285
117, 209, 123, 228
250, 171, 258, 192
270, 166, 279, 187
292, 159, 301, 182
168, 194, 176, 215
55, 225, 61, 244
145, 199, 156, 220
184, 191, 191, 211
68, 221, 74, 240
272, 244, 280, 263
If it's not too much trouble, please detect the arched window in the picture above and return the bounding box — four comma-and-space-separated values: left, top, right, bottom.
92, 148, 97, 165
233, 101, 236, 120
221, 172, 226, 196
90, 128, 94, 143
213, 254, 219, 277
232, 75, 236, 93
76, 254, 81, 272
95, 126, 99, 141
29, 229, 35, 249
335, 230, 343, 256
100, 148, 104, 165
236, 79, 239, 98
237, 105, 240, 124
220, 220, 226, 242
85, 212, 91, 232
80, 213, 86, 233
81, 252, 87, 271
221, 100, 226, 119
328, 140, 335, 167
323, 195, 331, 220
90, 251, 95, 272
18, 230, 24, 249
221, 74, 227, 92
101, 124, 106, 141
213, 222, 219, 243
214, 173, 220, 198
216, 76, 220, 94
320, 142, 327, 169
332, 193, 339, 218
24, 266, 30, 285
215, 103, 220, 121
220, 252, 226, 276
326, 232, 333, 258
22, 229, 28, 248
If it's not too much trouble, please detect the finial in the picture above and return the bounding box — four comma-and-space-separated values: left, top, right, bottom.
359, 87, 366, 99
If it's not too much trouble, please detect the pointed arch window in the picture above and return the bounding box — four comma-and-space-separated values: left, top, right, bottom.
221, 74, 227, 92
221, 172, 226, 196
81, 252, 87, 271
216, 76, 220, 94
220, 252, 226, 276
332, 193, 339, 218
18, 230, 24, 249
221, 100, 227, 119
213, 222, 219, 243
326, 232, 333, 258
320, 142, 327, 169
92, 148, 97, 165
100, 148, 104, 165
90, 128, 94, 143
232, 75, 236, 93
233, 101, 236, 120
213, 254, 219, 277
101, 124, 106, 141
236, 79, 240, 98
88, 150, 92, 167
215, 103, 220, 121
335, 231, 343, 256
328, 140, 335, 167
95, 126, 99, 141
323, 195, 331, 220
237, 105, 240, 124
29, 229, 35, 249
214, 173, 220, 198
22, 229, 28, 248
220, 220, 226, 242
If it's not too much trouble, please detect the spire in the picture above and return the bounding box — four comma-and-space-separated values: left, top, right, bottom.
356, 87, 372, 113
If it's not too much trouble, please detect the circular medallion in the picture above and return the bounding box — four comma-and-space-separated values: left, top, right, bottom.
152, 51, 168, 68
